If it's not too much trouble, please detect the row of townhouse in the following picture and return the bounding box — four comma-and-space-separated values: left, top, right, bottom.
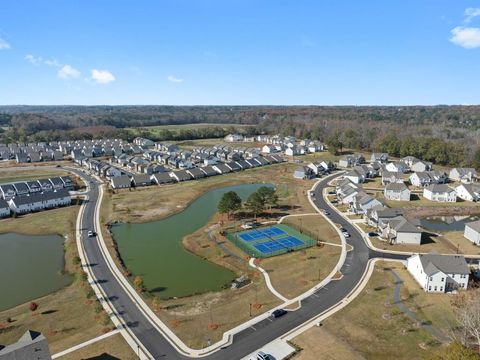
0, 189, 71, 217
111, 154, 284, 189
293, 160, 336, 179
2, 139, 140, 164
0, 176, 74, 201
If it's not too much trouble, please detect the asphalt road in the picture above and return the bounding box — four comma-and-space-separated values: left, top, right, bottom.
71, 168, 409, 360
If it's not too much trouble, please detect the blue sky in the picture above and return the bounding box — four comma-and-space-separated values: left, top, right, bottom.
0, 1, 480, 105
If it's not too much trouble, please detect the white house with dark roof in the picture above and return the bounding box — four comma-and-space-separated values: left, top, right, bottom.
464, 220, 480, 246
407, 253, 470, 293
344, 169, 365, 184
381, 171, 404, 185
382, 216, 422, 244
0, 198, 11, 218
455, 183, 480, 202
370, 153, 388, 163
410, 160, 432, 173
350, 192, 383, 214
423, 184, 456, 202
449, 168, 477, 184
385, 161, 407, 173
384, 182, 410, 201
110, 176, 131, 189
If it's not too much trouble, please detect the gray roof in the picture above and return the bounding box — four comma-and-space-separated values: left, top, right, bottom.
425, 184, 454, 193
418, 253, 469, 276
9, 189, 70, 206
111, 176, 131, 187
388, 216, 422, 233
200, 166, 218, 177
466, 220, 480, 233
152, 173, 173, 184
385, 182, 408, 191
0, 330, 47, 355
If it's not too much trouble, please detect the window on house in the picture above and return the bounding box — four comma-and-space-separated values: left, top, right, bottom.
440, 287, 443, 291
429, 286, 431, 291
434, 286, 437, 291
430, 277, 433, 281
441, 278, 444, 282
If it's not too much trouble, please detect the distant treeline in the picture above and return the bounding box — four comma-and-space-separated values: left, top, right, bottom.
0, 105, 479, 169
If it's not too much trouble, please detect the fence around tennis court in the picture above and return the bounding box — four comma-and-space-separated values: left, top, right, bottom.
225, 224, 317, 258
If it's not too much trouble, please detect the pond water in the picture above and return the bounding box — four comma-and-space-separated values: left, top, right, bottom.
0, 233, 72, 311
111, 183, 270, 299
419, 216, 480, 232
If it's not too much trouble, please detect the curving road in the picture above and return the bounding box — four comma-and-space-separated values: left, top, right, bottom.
71, 168, 409, 359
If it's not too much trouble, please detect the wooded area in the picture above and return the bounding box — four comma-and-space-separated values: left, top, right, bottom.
0, 105, 479, 168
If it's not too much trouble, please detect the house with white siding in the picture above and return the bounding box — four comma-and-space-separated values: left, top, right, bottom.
370, 153, 388, 164
8, 190, 71, 214
0, 184, 16, 200
423, 184, 456, 202
350, 192, 383, 214
449, 168, 477, 184
344, 169, 365, 184
381, 171, 404, 185
385, 161, 407, 173
410, 171, 448, 188
407, 253, 470, 293
410, 160, 432, 173
455, 183, 480, 202
381, 216, 422, 244
0, 198, 11, 218
110, 176, 131, 189
464, 220, 480, 246
384, 182, 410, 201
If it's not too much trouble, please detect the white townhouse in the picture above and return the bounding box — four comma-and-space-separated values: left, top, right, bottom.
261, 145, 277, 154
8, 190, 71, 214
423, 184, 456, 202
0, 198, 11, 218
449, 168, 477, 184
407, 253, 470, 293
455, 183, 480, 202
224, 134, 244, 142
384, 182, 411, 201
464, 220, 480, 246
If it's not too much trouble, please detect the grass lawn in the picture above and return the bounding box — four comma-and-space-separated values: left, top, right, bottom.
260, 244, 341, 299
0, 167, 72, 184
0, 205, 113, 354
60, 333, 137, 360
293, 261, 456, 360
363, 177, 384, 189
283, 215, 341, 245
377, 193, 480, 209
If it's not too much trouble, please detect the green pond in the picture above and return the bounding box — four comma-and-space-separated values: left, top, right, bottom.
0, 233, 72, 311
111, 183, 270, 299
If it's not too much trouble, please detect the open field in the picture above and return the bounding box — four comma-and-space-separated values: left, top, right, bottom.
293, 261, 457, 360
60, 333, 137, 360
0, 166, 72, 184
260, 244, 341, 299
174, 138, 263, 149
0, 205, 113, 354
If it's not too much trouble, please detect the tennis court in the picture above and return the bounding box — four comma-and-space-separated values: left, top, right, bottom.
227, 224, 316, 258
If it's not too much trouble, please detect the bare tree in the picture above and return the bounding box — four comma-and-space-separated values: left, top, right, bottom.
451, 290, 480, 352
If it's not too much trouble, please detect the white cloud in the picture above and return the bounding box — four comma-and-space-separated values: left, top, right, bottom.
91, 69, 116, 84
464, 8, 480, 23
0, 37, 10, 50
58, 64, 81, 80
25, 54, 60, 67
167, 75, 184, 83
450, 26, 480, 49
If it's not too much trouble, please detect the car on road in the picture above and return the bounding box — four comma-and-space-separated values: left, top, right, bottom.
271, 309, 287, 318
87, 230, 96, 237
340, 227, 348, 233
324, 211, 330, 216
343, 232, 351, 238
368, 232, 378, 237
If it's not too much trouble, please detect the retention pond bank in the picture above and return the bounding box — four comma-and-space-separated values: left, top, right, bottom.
111, 183, 269, 299
0, 233, 72, 311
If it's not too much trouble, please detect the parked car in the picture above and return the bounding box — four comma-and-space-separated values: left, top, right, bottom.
271, 309, 287, 318
256, 352, 270, 360
344, 232, 351, 238
324, 211, 330, 216
340, 227, 348, 233
368, 232, 378, 237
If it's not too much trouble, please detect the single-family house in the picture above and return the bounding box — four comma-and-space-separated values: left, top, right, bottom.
384, 182, 410, 201
344, 169, 365, 184
385, 161, 407, 173
410, 161, 432, 173
110, 176, 132, 189
423, 184, 456, 202
293, 167, 314, 180
409, 171, 447, 188
406, 253, 470, 293
370, 153, 388, 164
455, 183, 480, 202
402, 156, 420, 168
338, 154, 365, 168
350, 192, 383, 214
464, 220, 480, 246
365, 207, 403, 228
449, 168, 477, 184
0, 330, 52, 360
382, 216, 422, 245
261, 145, 277, 154
381, 171, 404, 185
0, 198, 11, 218
171, 170, 193, 182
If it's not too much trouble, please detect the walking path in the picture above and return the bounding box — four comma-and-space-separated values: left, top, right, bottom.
249, 258, 289, 302
52, 329, 120, 359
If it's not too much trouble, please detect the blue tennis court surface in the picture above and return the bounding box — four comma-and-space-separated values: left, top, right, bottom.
228, 224, 315, 258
